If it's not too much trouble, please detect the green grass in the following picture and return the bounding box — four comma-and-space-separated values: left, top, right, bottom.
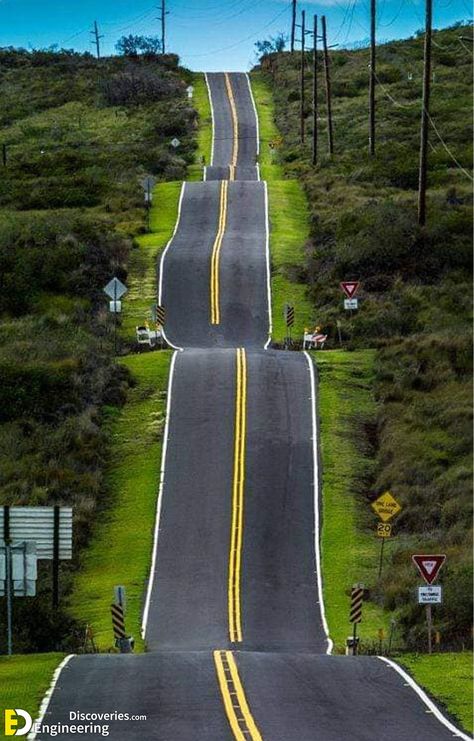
250, 71, 284, 182
0, 653, 64, 736
268, 180, 314, 341
68, 351, 172, 652
121, 181, 182, 339
316, 349, 392, 651
398, 652, 473, 733
249, 73, 314, 343
188, 72, 212, 181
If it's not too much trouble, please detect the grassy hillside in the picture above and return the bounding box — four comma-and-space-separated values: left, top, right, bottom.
0, 47, 196, 653
253, 23, 472, 650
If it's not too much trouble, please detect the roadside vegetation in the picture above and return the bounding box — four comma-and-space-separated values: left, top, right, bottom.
188, 73, 212, 179
69, 352, 171, 652
0, 653, 64, 734
399, 652, 473, 733
0, 43, 195, 653
252, 22, 473, 652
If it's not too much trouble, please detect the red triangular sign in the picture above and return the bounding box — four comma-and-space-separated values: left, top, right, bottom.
340, 281, 360, 299
412, 554, 446, 585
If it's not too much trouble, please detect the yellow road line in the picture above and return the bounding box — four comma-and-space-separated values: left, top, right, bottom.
210, 180, 228, 325
213, 650, 263, 741
228, 348, 247, 643
225, 73, 239, 176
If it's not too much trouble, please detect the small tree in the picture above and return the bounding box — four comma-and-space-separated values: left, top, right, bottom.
115, 35, 162, 57
255, 32, 287, 59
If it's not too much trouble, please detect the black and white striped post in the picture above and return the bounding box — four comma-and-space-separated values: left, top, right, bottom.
349, 584, 364, 655
284, 304, 295, 348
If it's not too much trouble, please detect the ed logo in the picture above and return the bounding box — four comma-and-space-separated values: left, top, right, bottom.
4, 709, 32, 736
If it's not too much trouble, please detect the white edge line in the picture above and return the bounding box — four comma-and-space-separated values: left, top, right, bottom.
141, 349, 179, 637
28, 654, 75, 740
303, 350, 333, 655
263, 181, 273, 350
245, 72, 260, 158
205, 72, 215, 168
377, 657, 472, 740
158, 181, 186, 352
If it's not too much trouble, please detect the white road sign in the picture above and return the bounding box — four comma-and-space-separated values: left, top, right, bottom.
186, 85, 194, 98
418, 586, 442, 604
0, 507, 72, 560
103, 277, 127, 301
170, 137, 181, 148
344, 298, 358, 310
0, 542, 37, 597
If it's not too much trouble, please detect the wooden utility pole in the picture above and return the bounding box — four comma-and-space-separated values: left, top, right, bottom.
322, 16, 334, 155
418, 0, 432, 226
91, 20, 103, 60
300, 10, 306, 143
369, 0, 376, 154
158, 0, 166, 54
291, 0, 297, 53
312, 15, 318, 165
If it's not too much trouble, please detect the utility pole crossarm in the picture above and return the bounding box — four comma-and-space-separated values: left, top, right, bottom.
91, 20, 104, 60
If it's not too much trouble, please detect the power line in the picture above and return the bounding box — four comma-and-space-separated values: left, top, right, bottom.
183, 3, 291, 57
372, 68, 473, 181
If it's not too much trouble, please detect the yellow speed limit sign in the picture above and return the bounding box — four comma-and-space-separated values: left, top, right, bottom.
376, 523, 392, 538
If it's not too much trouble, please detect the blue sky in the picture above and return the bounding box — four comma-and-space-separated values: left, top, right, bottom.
1, 0, 471, 70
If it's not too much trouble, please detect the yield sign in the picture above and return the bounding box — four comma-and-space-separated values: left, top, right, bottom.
412, 554, 446, 585
340, 281, 360, 299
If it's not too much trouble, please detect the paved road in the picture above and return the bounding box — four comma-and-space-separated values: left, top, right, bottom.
35, 73, 470, 741
160, 181, 269, 348
205, 72, 259, 181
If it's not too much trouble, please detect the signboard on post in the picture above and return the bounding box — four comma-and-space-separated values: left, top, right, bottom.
103, 277, 127, 302
170, 137, 181, 149
0, 542, 37, 597
344, 298, 358, 311
418, 586, 442, 604
372, 492, 401, 578
0, 506, 72, 560
376, 523, 392, 538
371, 492, 402, 523
412, 554, 446, 585
340, 281, 360, 299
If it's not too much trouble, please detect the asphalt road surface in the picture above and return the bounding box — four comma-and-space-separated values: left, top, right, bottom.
35, 73, 470, 741
160, 180, 269, 348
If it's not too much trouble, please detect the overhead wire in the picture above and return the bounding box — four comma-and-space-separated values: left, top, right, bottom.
372, 69, 473, 181
183, 2, 291, 57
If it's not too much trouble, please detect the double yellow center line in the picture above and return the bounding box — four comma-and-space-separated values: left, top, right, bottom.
224, 72, 239, 180
210, 180, 228, 325
228, 347, 247, 643
214, 650, 263, 741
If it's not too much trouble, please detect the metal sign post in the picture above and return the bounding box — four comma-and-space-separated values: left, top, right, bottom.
5, 543, 12, 655
412, 555, 446, 654
372, 492, 402, 578
103, 278, 127, 355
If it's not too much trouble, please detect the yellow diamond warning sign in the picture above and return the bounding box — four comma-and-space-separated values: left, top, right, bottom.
371, 492, 402, 523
